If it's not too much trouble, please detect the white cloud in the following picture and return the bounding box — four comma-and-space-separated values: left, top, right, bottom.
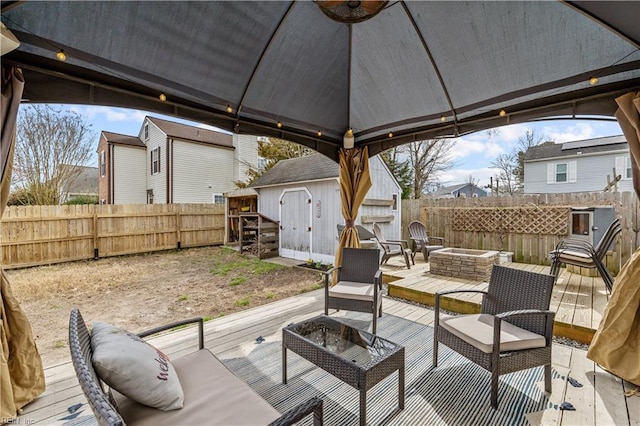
453, 137, 506, 160
541, 122, 599, 143
67, 105, 146, 123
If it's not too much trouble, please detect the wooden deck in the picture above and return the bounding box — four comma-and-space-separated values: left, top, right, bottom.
383, 258, 610, 344
14, 288, 639, 425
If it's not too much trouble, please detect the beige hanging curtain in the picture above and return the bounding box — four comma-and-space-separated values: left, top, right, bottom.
587, 91, 640, 386
334, 146, 372, 271
1, 65, 46, 420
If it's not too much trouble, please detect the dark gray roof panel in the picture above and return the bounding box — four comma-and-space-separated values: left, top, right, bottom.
250, 154, 338, 188
102, 131, 145, 148
4, 1, 640, 159
562, 135, 626, 150
525, 136, 628, 161
147, 117, 233, 148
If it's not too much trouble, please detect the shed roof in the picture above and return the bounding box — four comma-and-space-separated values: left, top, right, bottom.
147, 117, 233, 148
524, 135, 628, 161
250, 154, 338, 188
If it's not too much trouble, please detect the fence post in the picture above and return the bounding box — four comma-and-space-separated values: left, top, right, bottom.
176, 210, 182, 250
93, 209, 99, 259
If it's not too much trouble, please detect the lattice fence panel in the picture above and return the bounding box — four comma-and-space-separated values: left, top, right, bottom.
430, 206, 570, 235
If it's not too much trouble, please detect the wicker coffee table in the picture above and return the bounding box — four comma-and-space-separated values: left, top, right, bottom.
282, 315, 405, 426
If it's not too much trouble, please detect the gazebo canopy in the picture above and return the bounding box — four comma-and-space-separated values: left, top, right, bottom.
2, 1, 639, 160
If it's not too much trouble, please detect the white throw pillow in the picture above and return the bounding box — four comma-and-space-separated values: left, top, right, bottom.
90, 322, 184, 410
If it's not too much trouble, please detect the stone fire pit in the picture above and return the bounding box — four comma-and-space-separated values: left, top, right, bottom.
429, 248, 499, 282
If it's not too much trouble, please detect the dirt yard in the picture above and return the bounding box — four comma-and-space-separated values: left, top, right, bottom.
5, 246, 322, 368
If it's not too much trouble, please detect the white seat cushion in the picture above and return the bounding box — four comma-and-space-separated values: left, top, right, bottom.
440, 313, 546, 354
550, 249, 595, 266
112, 349, 281, 425
328, 281, 375, 301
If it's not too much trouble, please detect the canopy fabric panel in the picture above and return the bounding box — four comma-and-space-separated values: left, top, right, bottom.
2, 1, 640, 160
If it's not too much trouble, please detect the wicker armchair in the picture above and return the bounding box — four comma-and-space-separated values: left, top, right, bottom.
372, 223, 413, 269
549, 218, 621, 293
407, 220, 445, 262
323, 248, 383, 333
433, 265, 556, 409
69, 309, 323, 426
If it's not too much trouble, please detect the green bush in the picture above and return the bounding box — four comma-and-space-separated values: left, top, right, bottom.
64, 195, 99, 205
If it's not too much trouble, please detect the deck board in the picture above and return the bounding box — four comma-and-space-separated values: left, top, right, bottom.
14, 284, 634, 426
385, 259, 609, 344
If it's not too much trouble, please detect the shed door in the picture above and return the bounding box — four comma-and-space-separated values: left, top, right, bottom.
279, 189, 312, 261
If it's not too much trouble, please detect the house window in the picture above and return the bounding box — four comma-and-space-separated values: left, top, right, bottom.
213, 194, 225, 204
150, 147, 161, 175
556, 163, 567, 182
392, 193, 398, 211
99, 150, 106, 177
144, 123, 149, 140
615, 156, 632, 180
547, 161, 576, 183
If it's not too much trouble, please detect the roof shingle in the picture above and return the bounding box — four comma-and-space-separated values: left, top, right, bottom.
250, 154, 338, 188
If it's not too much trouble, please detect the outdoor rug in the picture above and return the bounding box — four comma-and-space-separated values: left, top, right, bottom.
221, 314, 566, 426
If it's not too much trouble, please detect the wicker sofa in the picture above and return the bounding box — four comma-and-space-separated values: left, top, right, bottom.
69, 309, 323, 426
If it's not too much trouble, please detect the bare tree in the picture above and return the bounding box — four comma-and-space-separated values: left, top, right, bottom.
489, 128, 550, 195
490, 152, 518, 195
235, 137, 313, 187
514, 129, 550, 190
404, 139, 456, 199
13, 105, 95, 205
465, 174, 480, 186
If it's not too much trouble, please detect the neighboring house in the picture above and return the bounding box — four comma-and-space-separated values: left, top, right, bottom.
249, 153, 402, 263
431, 183, 488, 198
523, 135, 633, 194
98, 116, 259, 204
59, 165, 99, 203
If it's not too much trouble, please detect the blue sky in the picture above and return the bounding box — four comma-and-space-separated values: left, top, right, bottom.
63, 104, 623, 190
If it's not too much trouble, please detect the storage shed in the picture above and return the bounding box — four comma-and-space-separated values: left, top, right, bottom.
249, 154, 402, 263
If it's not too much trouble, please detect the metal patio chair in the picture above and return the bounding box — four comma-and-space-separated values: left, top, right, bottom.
372, 223, 413, 269
549, 218, 621, 293
323, 248, 383, 333
407, 220, 445, 262
433, 265, 556, 409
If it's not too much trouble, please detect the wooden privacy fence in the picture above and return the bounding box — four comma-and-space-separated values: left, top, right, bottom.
1, 203, 225, 269
402, 192, 640, 275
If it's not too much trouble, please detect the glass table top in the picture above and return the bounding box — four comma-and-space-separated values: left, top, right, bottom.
285, 316, 399, 366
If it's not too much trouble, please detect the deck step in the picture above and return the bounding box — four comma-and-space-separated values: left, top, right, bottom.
383, 261, 605, 345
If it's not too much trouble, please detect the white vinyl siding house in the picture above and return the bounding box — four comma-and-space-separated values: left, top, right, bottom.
250, 154, 402, 263
546, 161, 577, 184
524, 135, 634, 194
100, 116, 259, 204
112, 145, 146, 204
171, 140, 235, 203
616, 155, 633, 180
143, 119, 168, 203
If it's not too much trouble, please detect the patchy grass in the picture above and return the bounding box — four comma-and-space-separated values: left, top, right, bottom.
7, 246, 321, 368
235, 297, 250, 307
229, 276, 247, 286
210, 255, 285, 277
